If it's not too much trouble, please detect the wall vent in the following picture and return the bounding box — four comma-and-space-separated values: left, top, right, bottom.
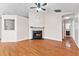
54, 9, 61, 12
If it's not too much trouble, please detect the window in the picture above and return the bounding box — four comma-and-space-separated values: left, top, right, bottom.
4, 19, 15, 30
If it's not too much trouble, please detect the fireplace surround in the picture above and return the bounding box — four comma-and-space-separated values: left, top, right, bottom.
30, 26, 44, 40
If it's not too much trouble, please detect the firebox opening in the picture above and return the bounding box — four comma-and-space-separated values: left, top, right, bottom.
32, 31, 43, 39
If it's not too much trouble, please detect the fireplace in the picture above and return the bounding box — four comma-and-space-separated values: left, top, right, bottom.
32, 31, 42, 39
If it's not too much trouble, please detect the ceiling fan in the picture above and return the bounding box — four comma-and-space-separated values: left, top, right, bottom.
30, 3, 47, 12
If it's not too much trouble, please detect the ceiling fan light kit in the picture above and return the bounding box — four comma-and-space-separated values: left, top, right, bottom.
36, 8, 42, 11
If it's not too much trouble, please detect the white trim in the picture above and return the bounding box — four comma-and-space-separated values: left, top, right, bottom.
43, 37, 62, 42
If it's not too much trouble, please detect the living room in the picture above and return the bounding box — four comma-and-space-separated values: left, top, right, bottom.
0, 3, 79, 56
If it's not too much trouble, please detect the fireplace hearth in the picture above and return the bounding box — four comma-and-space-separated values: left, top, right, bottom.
32, 31, 43, 39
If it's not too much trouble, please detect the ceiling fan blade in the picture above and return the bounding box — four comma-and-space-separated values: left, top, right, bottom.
38, 3, 40, 8
41, 8, 46, 11
35, 3, 37, 5
30, 7, 37, 9
42, 3, 47, 6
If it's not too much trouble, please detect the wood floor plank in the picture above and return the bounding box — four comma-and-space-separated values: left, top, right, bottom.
0, 37, 78, 56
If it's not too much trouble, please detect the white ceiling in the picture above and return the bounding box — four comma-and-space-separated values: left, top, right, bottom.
47, 3, 79, 13
0, 3, 79, 17
0, 3, 30, 17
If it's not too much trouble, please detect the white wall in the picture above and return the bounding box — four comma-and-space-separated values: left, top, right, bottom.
72, 13, 79, 48
0, 18, 1, 39
17, 15, 29, 41
1, 15, 29, 42
73, 15, 79, 47
71, 19, 75, 41
75, 13, 79, 48
1, 15, 17, 42
1, 11, 63, 42
29, 9, 63, 41
29, 9, 45, 39
29, 10, 44, 27
43, 12, 62, 41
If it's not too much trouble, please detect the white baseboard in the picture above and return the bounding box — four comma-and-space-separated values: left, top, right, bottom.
17, 38, 29, 42
43, 37, 62, 42
1, 40, 17, 42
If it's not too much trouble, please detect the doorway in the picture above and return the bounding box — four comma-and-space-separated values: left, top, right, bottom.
62, 14, 74, 40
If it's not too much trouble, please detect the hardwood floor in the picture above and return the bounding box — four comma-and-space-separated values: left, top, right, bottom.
0, 37, 79, 56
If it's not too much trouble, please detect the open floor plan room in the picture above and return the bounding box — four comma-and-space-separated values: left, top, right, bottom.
0, 3, 79, 56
